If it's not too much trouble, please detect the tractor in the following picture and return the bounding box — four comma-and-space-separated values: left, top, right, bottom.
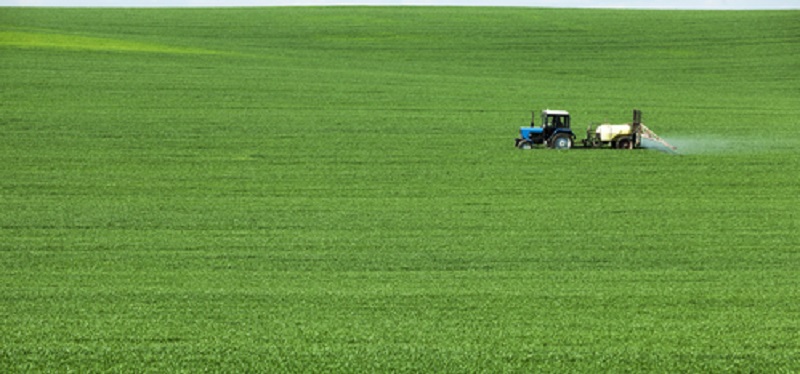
514, 109, 576, 149
515, 108, 677, 151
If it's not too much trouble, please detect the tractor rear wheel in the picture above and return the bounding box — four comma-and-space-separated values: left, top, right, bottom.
551, 135, 572, 150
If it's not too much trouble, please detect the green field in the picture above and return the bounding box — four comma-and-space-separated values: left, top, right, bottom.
2, 6, 799, 372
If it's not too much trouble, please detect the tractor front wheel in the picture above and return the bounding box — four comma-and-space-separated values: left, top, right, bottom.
551, 135, 572, 150
617, 138, 633, 149
518, 141, 533, 150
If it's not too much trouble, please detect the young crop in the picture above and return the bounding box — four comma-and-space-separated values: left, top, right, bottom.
1, 6, 799, 372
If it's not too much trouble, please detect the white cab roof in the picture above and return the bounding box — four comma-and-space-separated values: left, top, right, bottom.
543, 109, 570, 116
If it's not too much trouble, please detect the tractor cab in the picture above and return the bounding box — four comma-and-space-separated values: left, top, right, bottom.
541, 110, 571, 130
515, 109, 576, 149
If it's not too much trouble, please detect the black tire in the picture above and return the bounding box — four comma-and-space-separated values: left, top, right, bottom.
551, 135, 572, 150
617, 138, 633, 149
518, 141, 533, 150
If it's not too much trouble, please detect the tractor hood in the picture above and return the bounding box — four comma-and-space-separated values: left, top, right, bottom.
520, 127, 544, 139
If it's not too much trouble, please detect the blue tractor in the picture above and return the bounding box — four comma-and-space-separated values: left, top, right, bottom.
514, 109, 576, 150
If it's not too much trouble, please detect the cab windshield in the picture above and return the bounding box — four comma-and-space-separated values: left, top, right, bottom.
542, 114, 569, 128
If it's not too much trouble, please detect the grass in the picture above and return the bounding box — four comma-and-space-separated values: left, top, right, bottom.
0, 30, 222, 54
1, 6, 799, 372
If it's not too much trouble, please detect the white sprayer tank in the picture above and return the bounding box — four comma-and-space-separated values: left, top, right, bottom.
595, 124, 633, 142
